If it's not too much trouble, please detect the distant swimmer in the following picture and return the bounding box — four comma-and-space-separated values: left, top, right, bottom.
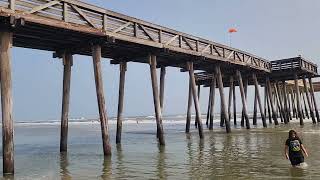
284, 130, 309, 167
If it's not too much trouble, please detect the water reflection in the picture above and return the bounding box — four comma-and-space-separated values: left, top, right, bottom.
101, 157, 112, 180
115, 144, 125, 178
156, 145, 167, 179
60, 152, 71, 180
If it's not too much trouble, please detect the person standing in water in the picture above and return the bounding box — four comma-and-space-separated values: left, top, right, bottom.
284, 130, 309, 166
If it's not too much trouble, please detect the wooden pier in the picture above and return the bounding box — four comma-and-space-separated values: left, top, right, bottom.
0, 0, 319, 175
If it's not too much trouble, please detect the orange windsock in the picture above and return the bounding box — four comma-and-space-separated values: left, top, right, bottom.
228, 28, 237, 33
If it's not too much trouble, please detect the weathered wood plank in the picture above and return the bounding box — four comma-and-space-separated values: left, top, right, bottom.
187, 61, 203, 138
0, 31, 14, 175
116, 61, 127, 144
28, 0, 59, 14
70, 4, 98, 28
92, 44, 112, 156
149, 55, 165, 145
60, 53, 73, 152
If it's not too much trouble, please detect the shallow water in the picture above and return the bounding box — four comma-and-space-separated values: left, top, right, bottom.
0, 118, 320, 179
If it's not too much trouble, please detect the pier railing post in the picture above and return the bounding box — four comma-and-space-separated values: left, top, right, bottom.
294, 73, 304, 125
0, 31, 14, 175
149, 55, 165, 145
309, 77, 320, 122
215, 66, 231, 133
252, 73, 267, 127
186, 61, 204, 138
209, 73, 216, 130
116, 61, 127, 144
236, 70, 250, 129
92, 44, 112, 156
302, 77, 316, 123
60, 52, 73, 152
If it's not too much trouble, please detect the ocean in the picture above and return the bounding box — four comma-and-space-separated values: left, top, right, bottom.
1, 115, 320, 179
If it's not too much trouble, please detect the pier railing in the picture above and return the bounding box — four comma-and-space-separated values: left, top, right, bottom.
0, 0, 271, 72
271, 57, 318, 75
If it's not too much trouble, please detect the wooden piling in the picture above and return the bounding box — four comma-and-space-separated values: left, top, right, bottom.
302, 77, 315, 123
241, 79, 248, 127
0, 31, 14, 174
233, 81, 237, 125
302, 91, 309, 119
228, 76, 234, 121
282, 80, 289, 124
187, 61, 203, 138
149, 55, 165, 144
209, 73, 216, 130
290, 87, 297, 119
185, 78, 192, 133
160, 66, 166, 111
158, 66, 166, 138
294, 73, 303, 125
274, 82, 284, 123
116, 61, 127, 144
309, 77, 320, 122
236, 70, 250, 129
215, 66, 231, 133
206, 86, 212, 127
252, 73, 267, 127
266, 85, 272, 124
92, 44, 112, 156
253, 90, 258, 125
195, 84, 201, 128
60, 53, 73, 152
266, 78, 279, 125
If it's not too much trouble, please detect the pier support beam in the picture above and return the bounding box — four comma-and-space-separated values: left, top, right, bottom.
209, 74, 216, 130
160, 66, 166, 111
294, 73, 303, 125
252, 73, 267, 127
116, 61, 127, 144
228, 76, 234, 122
206, 86, 212, 127
195, 85, 201, 128
92, 44, 112, 156
241, 79, 248, 127
309, 77, 320, 122
253, 90, 257, 125
302, 77, 316, 123
0, 31, 14, 175
282, 81, 289, 124
149, 55, 165, 145
266, 85, 272, 124
187, 61, 203, 138
236, 70, 250, 129
60, 53, 73, 152
302, 91, 309, 119
233, 81, 237, 125
215, 66, 231, 133
185, 78, 192, 133
267, 78, 279, 125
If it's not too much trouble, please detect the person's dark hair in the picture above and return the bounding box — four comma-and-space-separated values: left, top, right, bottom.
288, 130, 299, 139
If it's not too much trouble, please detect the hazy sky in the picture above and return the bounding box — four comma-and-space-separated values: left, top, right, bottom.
10, 0, 320, 121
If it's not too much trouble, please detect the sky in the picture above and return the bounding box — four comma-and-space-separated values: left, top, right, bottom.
9, 0, 320, 121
